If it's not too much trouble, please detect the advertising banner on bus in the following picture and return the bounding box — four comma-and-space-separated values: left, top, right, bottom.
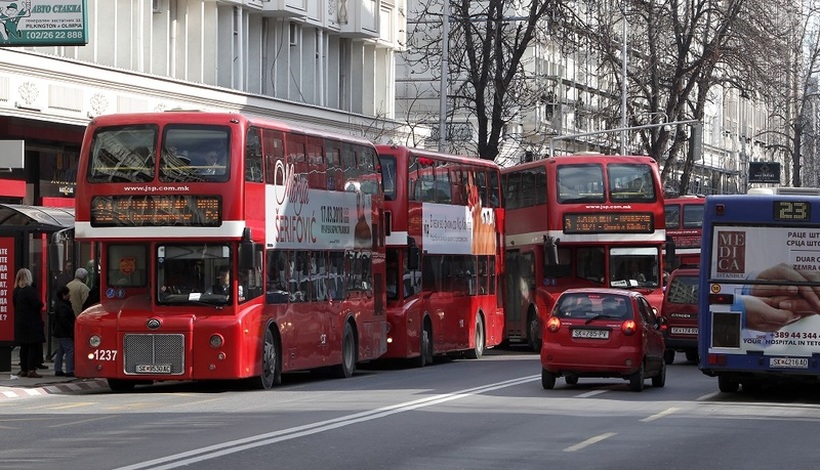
421, 203, 496, 256
708, 226, 820, 356
265, 185, 372, 251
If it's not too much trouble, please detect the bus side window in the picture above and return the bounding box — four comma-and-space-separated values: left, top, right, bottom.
307, 137, 326, 190
263, 129, 285, 184
245, 127, 263, 182
326, 144, 343, 191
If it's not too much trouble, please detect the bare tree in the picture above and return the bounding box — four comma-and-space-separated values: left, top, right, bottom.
754, 0, 820, 188
399, 0, 579, 160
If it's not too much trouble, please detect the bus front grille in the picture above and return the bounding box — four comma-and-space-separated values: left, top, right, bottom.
123, 334, 185, 375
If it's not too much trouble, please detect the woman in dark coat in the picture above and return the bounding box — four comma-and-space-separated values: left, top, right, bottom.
13, 268, 45, 378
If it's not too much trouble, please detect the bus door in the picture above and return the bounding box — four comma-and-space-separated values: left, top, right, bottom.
505, 249, 535, 341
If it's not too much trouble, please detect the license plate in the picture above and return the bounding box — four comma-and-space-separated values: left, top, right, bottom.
769, 357, 809, 369
572, 328, 609, 339
671, 327, 698, 335
135, 364, 172, 374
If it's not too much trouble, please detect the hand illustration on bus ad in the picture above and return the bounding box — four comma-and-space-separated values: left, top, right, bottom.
735, 263, 820, 332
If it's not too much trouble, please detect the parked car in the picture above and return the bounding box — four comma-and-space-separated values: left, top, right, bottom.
660, 267, 700, 364
540, 288, 666, 392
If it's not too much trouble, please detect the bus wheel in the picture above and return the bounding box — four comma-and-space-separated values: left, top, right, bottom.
718, 375, 739, 393
527, 313, 542, 352
107, 379, 136, 392
414, 322, 433, 368
465, 317, 485, 359
258, 328, 282, 389
331, 322, 357, 379
541, 369, 556, 389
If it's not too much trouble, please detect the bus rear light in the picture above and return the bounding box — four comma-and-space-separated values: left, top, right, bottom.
715, 204, 725, 216
546, 317, 561, 333
209, 334, 224, 348
708, 293, 734, 304
621, 320, 637, 335
707, 353, 727, 366
89, 335, 102, 348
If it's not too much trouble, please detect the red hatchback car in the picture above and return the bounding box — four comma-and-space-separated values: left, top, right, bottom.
540, 288, 666, 391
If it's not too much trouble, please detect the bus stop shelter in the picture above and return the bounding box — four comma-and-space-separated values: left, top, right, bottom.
0, 204, 74, 372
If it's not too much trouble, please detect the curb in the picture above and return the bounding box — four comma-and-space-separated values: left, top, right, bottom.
0, 379, 108, 399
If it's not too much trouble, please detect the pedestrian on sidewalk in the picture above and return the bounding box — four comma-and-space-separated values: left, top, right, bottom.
67, 267, 90, 317
51, 285, 74, 377
13, 268, 45, 378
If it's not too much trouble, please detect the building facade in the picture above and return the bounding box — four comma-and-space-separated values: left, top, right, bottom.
0, 0, 407, 206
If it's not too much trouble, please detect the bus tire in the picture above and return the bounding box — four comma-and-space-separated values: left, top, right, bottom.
251, 327, 281, 390
108, 379, 136, 392
331, 322, 357, 379
718, 375, 739, 393
413, 320, 434, 368
465, 316, 485, 359
527, 311, 542, 352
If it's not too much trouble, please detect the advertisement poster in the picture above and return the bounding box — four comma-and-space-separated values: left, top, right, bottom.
422, 202, 496, 256
709, 226, 820, 356
0, 237, 15, 342
265, 184, 371, 251
0, 0, 87, 46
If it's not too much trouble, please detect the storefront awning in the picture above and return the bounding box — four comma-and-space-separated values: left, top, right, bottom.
0, 204, 74, 232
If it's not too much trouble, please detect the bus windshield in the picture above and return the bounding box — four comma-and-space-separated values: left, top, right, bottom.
88, 125, 158, 183
609, 247, 660, 288
86, 124, 231, 184
157, 243, 233, 305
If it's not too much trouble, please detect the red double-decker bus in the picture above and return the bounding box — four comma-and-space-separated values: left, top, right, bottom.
664, 195, 705, 269
502, 154, 670, 350
375, 145, 504, 365
74, 111, 387, 391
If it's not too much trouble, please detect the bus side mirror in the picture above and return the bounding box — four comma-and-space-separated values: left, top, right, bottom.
240, 228, 255, 270
407, 237, 420, 271
543, 235, 560, 265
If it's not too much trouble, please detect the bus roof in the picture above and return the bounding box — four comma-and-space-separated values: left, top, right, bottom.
747, 187, 820, 196
88, 111, 376, 147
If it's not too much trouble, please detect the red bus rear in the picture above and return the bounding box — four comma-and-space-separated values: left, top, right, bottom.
376, 145, 504, 365
663, 195, 705, 269
502, 154, 669, 351
74, 112, 387, 390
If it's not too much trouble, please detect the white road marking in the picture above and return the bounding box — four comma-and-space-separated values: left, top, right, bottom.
640, 407, 679, 422
115, 375, 540, 470
563, 432, 617, 452
575, 389, 611, 398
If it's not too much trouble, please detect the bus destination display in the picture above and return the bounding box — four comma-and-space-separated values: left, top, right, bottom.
563, 212, 653, 234
91, 195, 221, 227
773, 201, 811, 221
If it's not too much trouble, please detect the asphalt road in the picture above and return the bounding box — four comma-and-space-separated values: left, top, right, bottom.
2, 348, 820, 470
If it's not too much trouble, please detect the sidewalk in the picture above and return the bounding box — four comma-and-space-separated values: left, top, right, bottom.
0, 346, 107, 399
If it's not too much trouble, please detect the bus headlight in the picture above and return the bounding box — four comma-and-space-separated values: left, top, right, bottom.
209, 334, 224, 348
89, 335, 102, 348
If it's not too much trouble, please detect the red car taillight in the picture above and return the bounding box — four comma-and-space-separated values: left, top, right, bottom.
547, 316, 561, 333
621, 320, 637, 336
